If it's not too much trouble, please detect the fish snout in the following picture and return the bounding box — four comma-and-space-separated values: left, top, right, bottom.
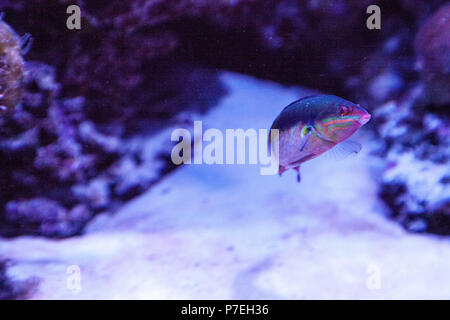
359, 112, 371, 125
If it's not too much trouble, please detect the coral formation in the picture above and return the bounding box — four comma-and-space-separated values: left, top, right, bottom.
374, 88, 449, 233
0, 260, 15, 299
0, 60, 224, 237
0, 19, 25, 115
369, 2, 450, 233
415, 3, 450, 105
0, 0, 448, 236
0, 259, 31, 299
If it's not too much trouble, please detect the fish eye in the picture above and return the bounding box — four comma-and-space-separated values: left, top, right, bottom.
339, 106, 347, 117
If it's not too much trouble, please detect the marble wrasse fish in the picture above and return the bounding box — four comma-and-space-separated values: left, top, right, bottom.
269, 95, 371, 182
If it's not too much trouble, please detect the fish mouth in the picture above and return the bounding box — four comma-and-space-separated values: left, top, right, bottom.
359, 113, 371, 125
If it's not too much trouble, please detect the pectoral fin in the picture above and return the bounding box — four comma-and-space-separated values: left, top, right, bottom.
299, 131, 311, 152
324, 139, 362, 160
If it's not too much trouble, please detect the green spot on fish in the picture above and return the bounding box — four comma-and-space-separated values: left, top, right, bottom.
301, 125, 312, 137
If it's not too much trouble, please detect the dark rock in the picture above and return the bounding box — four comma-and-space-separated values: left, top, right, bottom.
415, 3, 450, 105
0, 60, 224, 238
0, 259, 32, 299
5, 198, 90, 237
0, 20, 24, 115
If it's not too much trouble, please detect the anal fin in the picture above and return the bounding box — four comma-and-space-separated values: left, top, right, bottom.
293, 166, 301, 183
278, 165, 287, 176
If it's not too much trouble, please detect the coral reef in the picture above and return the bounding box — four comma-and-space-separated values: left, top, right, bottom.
370, 2, 450, 234
0, 0, 448, 236
0, 61, 224, 237
0, 259, 31, 299
374, 87, 449, 233
0, 260, 16, 299
415, 3, 450, 106
2, 0, 444, 104
0, 19, 25, 115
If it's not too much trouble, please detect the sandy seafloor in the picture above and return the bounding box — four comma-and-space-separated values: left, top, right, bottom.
1, 72, 450, 299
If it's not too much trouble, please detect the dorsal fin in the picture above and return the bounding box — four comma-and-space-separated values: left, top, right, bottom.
282, 95, 319, 111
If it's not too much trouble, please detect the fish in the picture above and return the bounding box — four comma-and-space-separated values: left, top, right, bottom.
269, 94, 371, 182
